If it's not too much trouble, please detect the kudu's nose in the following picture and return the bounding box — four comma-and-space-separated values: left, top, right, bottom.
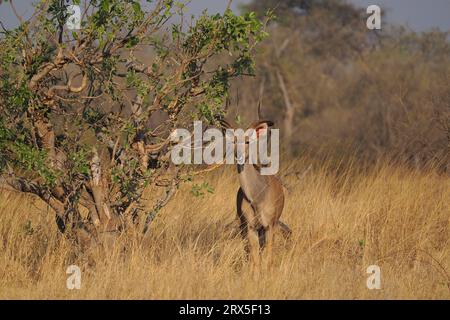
236, 154, 245, 163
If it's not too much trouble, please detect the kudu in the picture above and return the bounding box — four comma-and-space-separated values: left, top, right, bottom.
219, 106, 291, 270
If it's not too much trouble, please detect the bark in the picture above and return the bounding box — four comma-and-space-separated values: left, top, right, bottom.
275, 68, 295, 142
28, 48, 66, 91
90, 148, 113, 225
79, 189, 101, 227
34, 117, 57, 166
143, 167, 180, 235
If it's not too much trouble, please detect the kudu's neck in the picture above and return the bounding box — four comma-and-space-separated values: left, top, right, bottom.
237, 163, 269, 203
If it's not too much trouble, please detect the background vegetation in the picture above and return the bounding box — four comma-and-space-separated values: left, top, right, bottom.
235, 0, 449, 169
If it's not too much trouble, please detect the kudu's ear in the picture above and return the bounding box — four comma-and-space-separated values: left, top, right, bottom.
251, 120, 274, 139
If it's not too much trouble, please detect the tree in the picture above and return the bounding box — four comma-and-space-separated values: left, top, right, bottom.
0, 0, 268, 246
239, 0, 372, 147
240, 0, 449, 169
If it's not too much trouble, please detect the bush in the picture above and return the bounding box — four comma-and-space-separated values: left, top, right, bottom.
0, 0, 268, 245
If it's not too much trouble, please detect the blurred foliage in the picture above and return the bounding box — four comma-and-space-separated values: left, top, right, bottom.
235, 0, 449, 170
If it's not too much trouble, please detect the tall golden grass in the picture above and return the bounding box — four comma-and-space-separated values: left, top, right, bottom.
0, 157, 449, 299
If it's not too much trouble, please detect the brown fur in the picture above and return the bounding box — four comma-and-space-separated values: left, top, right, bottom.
236, 163, 285, 270
220, 117, 289, 270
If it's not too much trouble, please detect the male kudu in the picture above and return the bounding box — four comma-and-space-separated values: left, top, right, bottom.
219, 113, 291, 270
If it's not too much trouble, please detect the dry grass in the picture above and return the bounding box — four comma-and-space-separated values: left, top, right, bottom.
0, 157, 449, 299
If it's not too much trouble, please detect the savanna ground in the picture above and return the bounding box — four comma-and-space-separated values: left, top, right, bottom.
1, 155, 449, 299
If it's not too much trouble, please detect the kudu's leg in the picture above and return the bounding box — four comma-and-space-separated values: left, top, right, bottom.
236, 188, 248, 238
264, 225, 275, 269
247, 226, 261, 274
278, 221, 292, 238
